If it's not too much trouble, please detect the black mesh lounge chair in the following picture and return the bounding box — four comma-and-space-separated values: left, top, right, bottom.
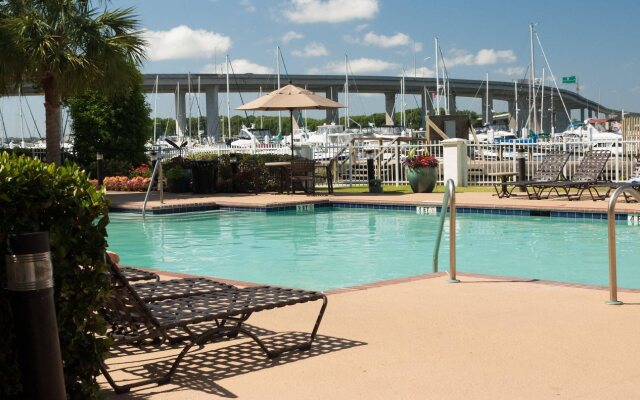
542, 150, 611, 201
119, 266, 160, 282
493, 150, 570, 199
100, 260, 328, 394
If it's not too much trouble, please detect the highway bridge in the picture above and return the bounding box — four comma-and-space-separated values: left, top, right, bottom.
140, 73, 622, 140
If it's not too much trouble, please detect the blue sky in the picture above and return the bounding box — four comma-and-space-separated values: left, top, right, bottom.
3, 0, 639, 140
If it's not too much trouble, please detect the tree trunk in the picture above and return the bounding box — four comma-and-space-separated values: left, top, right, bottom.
43, 75, 61, 165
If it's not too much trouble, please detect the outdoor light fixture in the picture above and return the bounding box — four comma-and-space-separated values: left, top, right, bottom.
365, 149, 382, 193
96, 152, 104, 186
229, 154, 239, 192
150, 151, 157, 162
5, 232, 66, 399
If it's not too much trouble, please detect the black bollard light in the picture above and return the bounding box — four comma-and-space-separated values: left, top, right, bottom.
96, 152, 104, 186
230, 154, 238, 192
5, 232, 66, 399
517, 147, 527, 192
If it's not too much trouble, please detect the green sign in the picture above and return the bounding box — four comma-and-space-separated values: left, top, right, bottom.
562, 76, 576, 84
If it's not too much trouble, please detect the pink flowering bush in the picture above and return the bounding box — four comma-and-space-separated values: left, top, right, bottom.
129, 163, 152, 178
401, 148, 439, 169
103, 176, 152, 191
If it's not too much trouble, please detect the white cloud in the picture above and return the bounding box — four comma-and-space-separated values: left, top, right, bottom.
284, 0, 379, 23
356, 24, 369, 32
282, 30, 304, 43
412, 41, 423, 53
240, 0, 256, 12
291, 42, 329, 57
444, 48, 517, 67
308, 57, 399, 74
415, 66, 435, 78
201, 59, 273, 74
363, 31, 410, 48
496, 67, 525, 77
144, 26, 231, 61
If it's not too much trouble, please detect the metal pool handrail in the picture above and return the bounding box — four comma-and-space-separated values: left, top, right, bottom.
607, 183, 640, 305
142, 151, 164, 217
433, 179, 460, 282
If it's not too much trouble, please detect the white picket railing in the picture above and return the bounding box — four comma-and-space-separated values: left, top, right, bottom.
17, 139, 640, 188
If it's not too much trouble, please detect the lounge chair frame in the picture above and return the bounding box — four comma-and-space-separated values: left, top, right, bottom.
100, 261, 327, 394
493, 151, 570, 199
543, 150, 611, 201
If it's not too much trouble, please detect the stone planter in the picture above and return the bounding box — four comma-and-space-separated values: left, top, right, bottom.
407, 167, 437, 193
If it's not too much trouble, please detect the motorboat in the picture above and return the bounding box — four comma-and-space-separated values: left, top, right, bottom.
230, 125, 273, 147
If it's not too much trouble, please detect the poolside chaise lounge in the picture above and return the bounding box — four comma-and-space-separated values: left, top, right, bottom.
540, 150, 611, 201
493, 150, 570, 199
100, 259, 328, 394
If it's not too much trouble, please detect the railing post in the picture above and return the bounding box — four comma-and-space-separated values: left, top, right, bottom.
432, 179, 459, 283
607, 184, 640, 305
395, 140, 400, 186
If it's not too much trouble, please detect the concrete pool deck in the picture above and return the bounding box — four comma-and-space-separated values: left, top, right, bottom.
102, 190, 640, 399
107, 188, 640, 214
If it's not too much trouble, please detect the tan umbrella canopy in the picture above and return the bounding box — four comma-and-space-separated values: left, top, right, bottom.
237, 83, 345, 159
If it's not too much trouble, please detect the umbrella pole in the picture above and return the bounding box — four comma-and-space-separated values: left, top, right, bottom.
290, 109, 294, 194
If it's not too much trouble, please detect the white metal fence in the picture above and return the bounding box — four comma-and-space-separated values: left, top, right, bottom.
16, 139, 640, 188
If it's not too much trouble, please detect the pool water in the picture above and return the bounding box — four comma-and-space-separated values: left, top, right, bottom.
107, 209, 640, 291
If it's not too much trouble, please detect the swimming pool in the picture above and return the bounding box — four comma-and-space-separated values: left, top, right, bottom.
107, 209, 640, 291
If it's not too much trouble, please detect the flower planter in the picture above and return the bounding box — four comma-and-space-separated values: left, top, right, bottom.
407, 166, 437, 193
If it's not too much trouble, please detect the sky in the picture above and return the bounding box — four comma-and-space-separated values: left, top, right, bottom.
3, 0, 640, 140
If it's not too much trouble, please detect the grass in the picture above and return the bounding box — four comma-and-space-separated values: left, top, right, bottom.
333, 184, 495, 194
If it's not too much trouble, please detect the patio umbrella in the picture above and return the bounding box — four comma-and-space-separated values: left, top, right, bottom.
237, 83, 345, 160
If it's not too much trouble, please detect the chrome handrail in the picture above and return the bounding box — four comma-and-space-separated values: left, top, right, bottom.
142, 150, 164, 217
433, 179, 459, 282
606, 183, 640, 304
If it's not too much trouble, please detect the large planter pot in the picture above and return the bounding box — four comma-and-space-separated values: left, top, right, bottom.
407, 167, 437, 193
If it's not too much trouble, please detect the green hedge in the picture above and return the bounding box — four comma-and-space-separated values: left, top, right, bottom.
0, 153, 110, 399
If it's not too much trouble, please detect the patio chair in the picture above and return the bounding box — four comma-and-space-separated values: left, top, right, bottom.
493, 150, 570, 199
541, 150, 612, 201
100, 259, 328, 394
314, 159, 334, 194
290, 159, 316, 194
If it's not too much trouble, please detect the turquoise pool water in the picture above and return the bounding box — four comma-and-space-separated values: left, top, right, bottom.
107, 209, 640, 291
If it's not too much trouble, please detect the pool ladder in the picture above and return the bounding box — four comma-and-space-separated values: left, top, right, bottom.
433, 179, 459, 283
142, 150, 164, 217
606, 183, 640, 305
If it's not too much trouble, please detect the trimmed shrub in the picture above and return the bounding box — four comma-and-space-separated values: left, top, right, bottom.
0, 153, 110, 399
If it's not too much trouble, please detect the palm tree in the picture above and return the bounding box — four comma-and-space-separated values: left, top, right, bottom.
0, 1, 146, 165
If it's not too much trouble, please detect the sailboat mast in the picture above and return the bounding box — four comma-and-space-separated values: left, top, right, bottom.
514, 80, 519, 135
435, 37, 440, 116
175, 82, 180, 138
485, 73, 489, 124
345, 54, 349, 129
276, 46, 282, 134
188, 72, 192, 140
529, 23, 537, 133
226, 55, 231, 141
19, 86, 24, 148
197, 75, 201, 138
540, 68, 545, 133
153, 75, 158, 143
